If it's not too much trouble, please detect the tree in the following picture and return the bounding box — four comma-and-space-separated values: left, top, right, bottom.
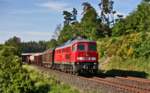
112, 0, 150, 36
57, 25, 73, 44
81, 2, 111, 39
81, 3, 98, 39
82, 2, 92, 15
5, 36, 21, 46
63, 11, 73, 25
5, 36, 21, 55
52, 24, 62, 40
56, 2, 112, 45
72, 8, 78, 22
99, 0, 116, 27
47, 39, 58, 49
63, 8, 78, 26
21, 41, 47, 53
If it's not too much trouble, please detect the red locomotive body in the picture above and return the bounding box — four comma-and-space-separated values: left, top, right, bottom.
71, 41, 98, 63
54, 38, 98, 74
54, 45, 72, 63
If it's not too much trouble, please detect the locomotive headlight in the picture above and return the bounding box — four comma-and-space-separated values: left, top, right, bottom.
91, 57, 96, 61
77, 57, 85, 60
77, 57, 96, 61
94, 62, 97, 64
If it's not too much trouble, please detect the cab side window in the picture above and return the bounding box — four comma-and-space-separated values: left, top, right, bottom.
72, 45, 76, 51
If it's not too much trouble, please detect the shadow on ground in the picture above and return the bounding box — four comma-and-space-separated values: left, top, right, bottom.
35, 84, 51, 93
97, 69, 149, 78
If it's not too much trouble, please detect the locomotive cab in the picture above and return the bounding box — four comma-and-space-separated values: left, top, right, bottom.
72, 41, 98, 74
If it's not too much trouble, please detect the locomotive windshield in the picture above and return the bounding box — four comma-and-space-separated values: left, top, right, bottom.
77, 44, 85, 51
73, 43, 96, 51
88, 44, 96, 51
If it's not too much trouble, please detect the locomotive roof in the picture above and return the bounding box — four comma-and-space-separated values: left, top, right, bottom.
56, 37, 96, 49
21, 53, 36, 56
21, 53, 42, 56
43, 48, 55, 53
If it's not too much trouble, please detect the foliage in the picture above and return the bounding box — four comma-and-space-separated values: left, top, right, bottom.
21, 41, 47, 53
0, 46, 34, 93
57, 2, 111, 45
112, 0, 150, 36
63, 8, 78, 25
5, 36, 21, 55
24, 65, 80, 93
57, 25, 74, 45
47, 39, 58, 49
0, 45, 79, 93
98, 32, 150, 79
81, 2, 111, 39
5, 36, 21, 47
63, 11, 73, 25
21, 40, 58, 53
97, 0, 150, 79
97, 32, 150, 59
99, 0, 116, 26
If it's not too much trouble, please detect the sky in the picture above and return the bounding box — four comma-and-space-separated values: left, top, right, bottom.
0, 0, 142, 43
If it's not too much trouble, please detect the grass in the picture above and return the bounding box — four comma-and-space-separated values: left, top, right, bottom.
23, 65, 80, 93
100, 56, 150, 79
97, 33, 150, 79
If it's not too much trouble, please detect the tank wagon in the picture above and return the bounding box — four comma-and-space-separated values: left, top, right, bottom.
23, 37, 99, 74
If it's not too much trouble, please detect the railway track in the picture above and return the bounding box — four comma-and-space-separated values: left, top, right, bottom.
104, 76, 150, 91
92, 77, 150, 93
31, 65, 150, 93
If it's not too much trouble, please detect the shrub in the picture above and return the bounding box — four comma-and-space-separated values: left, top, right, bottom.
97, 32, 150, 59
0, 46, 34, 93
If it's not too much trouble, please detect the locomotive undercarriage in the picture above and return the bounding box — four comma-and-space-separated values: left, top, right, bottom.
75, 62, 98, 74
50, 62, 98, 75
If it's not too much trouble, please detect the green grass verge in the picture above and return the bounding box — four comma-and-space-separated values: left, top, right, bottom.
100, 56, 150, 79
97, 32, 150, 79
23, 65, 80, 93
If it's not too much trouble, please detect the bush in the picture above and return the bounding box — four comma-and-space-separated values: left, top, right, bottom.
97, 32, 150, 59
0, 46, 34, 93
24, 65, 80, 93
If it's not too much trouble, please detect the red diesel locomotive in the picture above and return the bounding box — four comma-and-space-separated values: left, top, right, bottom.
53, 38, 98, 74
23, 37, 99, 74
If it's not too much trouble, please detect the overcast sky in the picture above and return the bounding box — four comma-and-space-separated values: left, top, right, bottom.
0, 0, 142, 43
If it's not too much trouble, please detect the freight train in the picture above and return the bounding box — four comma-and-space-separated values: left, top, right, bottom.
22, 37, 99, 75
